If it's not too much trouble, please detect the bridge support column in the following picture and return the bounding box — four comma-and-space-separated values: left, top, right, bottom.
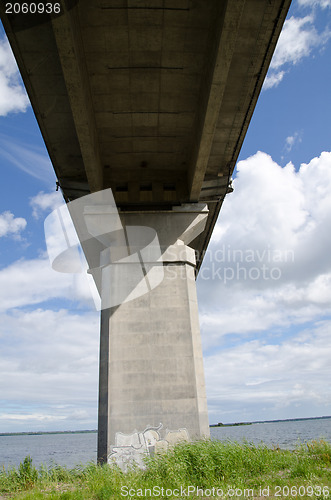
97, 204, 210, 468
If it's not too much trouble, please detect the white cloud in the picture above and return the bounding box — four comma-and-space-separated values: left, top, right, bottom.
0, 414, 67, 422
271, 16, 323, 69
264, 13, 331, 89
284, 131, 302, 152
0, 36, 29, 115
198, 151, 331, 420
0, 308, 99, 431
298, 0, 331, 8
0, 133, 55, 183
30, 190, 64, 219
205, 321, 331, 422
0, 257, 96, 312
0, 211, 27, 238
198, 151, 331, 347
263, 71, 285, 90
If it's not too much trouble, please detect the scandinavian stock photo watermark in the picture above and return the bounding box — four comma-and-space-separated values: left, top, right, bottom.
44, 188, 164, 311
44, 188, 295, 311
196, 245, 294, 284
165, 244, 294, 284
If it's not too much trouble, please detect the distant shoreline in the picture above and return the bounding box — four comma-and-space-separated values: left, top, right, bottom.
210, 415, 331, 428
0, 415, 330, 437
0, 429, 97, 437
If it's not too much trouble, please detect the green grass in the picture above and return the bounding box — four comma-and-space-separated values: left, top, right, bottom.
0, 439, 330, 499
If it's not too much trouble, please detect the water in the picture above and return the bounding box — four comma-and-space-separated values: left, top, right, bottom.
210, 418, 331, 449
0, 418, 330, 469
0, 432, 97, 470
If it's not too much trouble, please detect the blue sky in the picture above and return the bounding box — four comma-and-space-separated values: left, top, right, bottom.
1, 0, 331, 432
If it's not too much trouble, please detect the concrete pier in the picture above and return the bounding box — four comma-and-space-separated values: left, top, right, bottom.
45, 192, 209, 468
96, 204, 210, 467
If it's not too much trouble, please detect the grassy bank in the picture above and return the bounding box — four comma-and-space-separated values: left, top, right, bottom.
0, 439, 330, 499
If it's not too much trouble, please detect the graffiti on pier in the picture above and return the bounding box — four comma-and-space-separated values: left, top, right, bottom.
108, 423, 189, 471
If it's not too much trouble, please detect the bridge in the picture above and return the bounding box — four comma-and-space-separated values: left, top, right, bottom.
1, 0, 291, 467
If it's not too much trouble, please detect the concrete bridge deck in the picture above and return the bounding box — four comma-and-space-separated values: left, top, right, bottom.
1, 0, 290, 269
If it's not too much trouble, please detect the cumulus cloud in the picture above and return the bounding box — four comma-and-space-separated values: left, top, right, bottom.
0, 211, 27, 238
199, 151, 331, 336
284, 131, 302, 153
205, 321, 331, 423
0, 413, 66, 422
262, 71, 285, 90
298, 0, 331, 8
271, 16, 324, 69
0, 308, 99, 431
0, 257, 95, 312
198, 151, 331, 420
0, 36, 29, 115
264, 12, 331, 89
30, 190, 64, 219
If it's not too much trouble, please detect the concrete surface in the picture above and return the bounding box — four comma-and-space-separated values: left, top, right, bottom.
97, 205, 210, 464
0, 0, 292, 270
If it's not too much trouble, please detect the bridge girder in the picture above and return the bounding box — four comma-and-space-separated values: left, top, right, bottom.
0, 0, 291, 268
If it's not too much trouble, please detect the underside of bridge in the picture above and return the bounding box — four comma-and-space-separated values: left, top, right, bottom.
1, 0, 291, 467
1, 0, 290, 269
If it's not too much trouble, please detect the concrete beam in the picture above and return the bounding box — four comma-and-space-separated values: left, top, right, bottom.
188, 0, 246, 201
51, 1, 103, 193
